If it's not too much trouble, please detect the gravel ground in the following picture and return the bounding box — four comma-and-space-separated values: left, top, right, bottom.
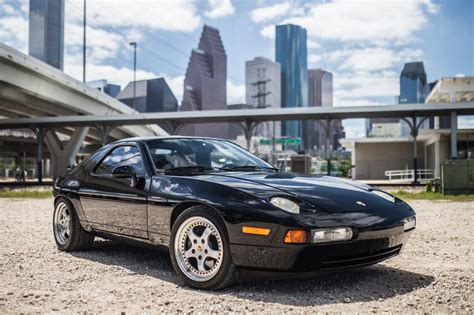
0, 198, 472, 313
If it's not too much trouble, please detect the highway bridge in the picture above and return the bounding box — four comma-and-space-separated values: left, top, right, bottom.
0, 43, 167, 179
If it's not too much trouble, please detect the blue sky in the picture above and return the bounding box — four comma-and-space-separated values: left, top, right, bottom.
0, 0, 472, 137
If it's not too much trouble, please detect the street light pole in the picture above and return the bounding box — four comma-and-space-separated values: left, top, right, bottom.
82, 0, 86, 82
129, 42, 137, 111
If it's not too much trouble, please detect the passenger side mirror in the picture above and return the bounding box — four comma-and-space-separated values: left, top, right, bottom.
112, 165, 137, 187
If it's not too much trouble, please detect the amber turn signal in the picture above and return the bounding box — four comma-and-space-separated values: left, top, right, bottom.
284, 229, 307, 244
242, 226, 271, 236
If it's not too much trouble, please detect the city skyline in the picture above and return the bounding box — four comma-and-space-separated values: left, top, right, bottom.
0, 0, 472, 136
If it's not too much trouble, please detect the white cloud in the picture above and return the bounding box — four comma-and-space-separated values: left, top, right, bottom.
334, 47, 424, 72
307, 39, 320, 49
456, 73, 466, 77
250, 2, 291, 23
66, 0, 201, 32
0, 6, 28, 53
308, 54, 321, 64
227, 81, 245, 104
334, 71, 400, 100
260, 25, 275, 39
165, 75, 185, 103
262, 0, 438, 44
205, 0, 235, 19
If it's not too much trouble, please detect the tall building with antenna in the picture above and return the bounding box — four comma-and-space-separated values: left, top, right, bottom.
179, 25, 228, 138
245, 57, 281, 138
29, 0, 65, 70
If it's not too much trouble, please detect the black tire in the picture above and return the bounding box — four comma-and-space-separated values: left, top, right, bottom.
53, 197, 94, 251
170, 205, 236, 290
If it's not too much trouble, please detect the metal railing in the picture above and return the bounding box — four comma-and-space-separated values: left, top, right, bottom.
385, 169, 434, 181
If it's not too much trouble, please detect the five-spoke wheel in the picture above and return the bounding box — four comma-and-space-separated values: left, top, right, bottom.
174, 217, 223, 282
170, 206, 235, 289
54, 202, 71, 246
53, 198, 94, 251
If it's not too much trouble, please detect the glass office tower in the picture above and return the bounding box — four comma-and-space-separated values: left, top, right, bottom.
399, 62, 427, 104
29, 0, 65, 70
399, 62, 428, 136
275, 24, 308, 145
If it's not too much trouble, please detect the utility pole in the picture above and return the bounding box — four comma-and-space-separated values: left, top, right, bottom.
82, 0, 86, 82
129, 42, 137, 111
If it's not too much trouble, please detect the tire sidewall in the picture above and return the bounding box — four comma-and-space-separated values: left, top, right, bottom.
53, 197, 75, 251
170, 206, 233, 290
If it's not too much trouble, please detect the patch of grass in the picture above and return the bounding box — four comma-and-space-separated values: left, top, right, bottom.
0, 190, 53, 199
394, 190, 474, 202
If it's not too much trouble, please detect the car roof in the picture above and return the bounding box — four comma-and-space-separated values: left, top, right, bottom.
114, 136, 229, 143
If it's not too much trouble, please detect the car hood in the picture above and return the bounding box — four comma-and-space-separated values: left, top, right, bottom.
207, 172, 400, 213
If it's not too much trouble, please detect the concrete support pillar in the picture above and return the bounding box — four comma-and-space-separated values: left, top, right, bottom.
413, 127, 418, 184
323, 118, 332, 176
240, 120, 257, 151
35, 128, 45, 184
434, 140, 440, 178
98, 126, 112, 146
45, 127, 89, 179
450, 111, 458, 159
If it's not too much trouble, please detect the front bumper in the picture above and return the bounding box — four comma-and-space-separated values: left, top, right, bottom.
230, 225, 414, 273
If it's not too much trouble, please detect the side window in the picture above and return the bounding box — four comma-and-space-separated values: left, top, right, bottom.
95, 146, 145, 176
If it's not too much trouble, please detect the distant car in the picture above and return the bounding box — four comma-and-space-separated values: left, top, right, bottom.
53, 137, 416, 290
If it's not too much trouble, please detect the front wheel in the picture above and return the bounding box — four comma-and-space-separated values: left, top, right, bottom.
170, 206, 236, 290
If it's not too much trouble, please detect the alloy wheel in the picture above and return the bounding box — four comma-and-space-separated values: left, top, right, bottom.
174, 216, 224, 282
54, 202, 71, 246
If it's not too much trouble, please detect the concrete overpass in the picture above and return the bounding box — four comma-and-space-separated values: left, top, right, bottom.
1, 101, 473, 183
0, 43, 167, 179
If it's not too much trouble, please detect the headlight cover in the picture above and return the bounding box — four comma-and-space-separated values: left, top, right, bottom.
270, 197, 300, 214
372, 190, 395, 203
404, 216, 416, 231
312, 227, 353, 243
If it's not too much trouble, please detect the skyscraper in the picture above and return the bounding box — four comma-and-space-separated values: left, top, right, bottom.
366, 61, 429, 137
399, 61, 428, 136
179, 25, 228, 138
29, 0, 65, 70
275, 24, 308, 144
245, 57, 281, 138
399, 62, 427, 104
306, 69, 343, 150
116, 78, 178, 113
308, 69, 333, 108
88, 80, 121, 98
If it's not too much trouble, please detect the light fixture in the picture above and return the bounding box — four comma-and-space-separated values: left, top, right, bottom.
403, 216, 416, 231
312, 227, 353, 243
270, 197, 300, 214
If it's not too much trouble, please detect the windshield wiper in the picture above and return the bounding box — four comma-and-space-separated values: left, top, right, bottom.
221, 165, 278, 172
164, 166, 217, 175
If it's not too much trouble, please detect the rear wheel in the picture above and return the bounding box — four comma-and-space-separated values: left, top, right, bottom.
53, 198, 94, 251
170, 206, 235, 290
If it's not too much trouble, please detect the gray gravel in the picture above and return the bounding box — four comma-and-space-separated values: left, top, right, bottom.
0, 198, 472, 313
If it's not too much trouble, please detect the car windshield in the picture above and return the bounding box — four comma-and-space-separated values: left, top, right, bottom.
146, 138, 276, 172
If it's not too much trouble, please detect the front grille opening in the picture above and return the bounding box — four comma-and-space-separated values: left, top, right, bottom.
321, 245, 401, 270
291, 241, 402, 272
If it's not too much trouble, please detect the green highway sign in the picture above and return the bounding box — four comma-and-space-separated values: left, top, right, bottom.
259, 138, 302, 145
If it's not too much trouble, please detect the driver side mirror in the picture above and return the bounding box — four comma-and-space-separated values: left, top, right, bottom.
112, 165, 137, 187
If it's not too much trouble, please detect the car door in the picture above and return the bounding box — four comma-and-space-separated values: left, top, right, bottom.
79, 144, 149, 239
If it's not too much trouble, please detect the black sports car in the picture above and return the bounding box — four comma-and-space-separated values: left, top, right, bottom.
53, 137, 416, 290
